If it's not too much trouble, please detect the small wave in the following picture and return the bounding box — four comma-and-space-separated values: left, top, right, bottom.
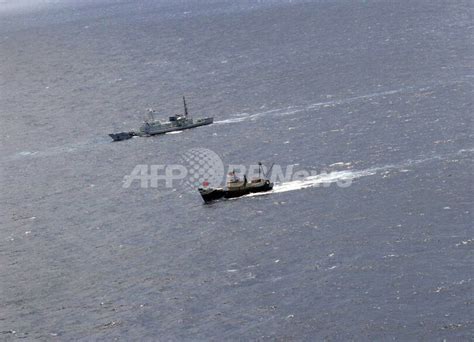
18, 151, 38, 156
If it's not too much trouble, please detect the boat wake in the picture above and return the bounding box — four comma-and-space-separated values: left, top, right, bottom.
214, 80, 464, 125
244, 168, 378, 198
244, 148, 474, 197
215, 88, 406, 124
270, 169, 376, 194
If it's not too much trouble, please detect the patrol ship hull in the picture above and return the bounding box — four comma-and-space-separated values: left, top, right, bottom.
109, 117, 213, 141
142, 117, 213, 136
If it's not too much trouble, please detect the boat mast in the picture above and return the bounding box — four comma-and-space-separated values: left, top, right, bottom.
183, 96, 189, 117
263, 163, 274, 178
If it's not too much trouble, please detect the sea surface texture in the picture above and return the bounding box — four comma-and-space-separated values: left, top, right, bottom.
0, 0, 472, 340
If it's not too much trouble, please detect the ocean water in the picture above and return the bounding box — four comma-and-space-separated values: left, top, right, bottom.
0, 0, 472, 340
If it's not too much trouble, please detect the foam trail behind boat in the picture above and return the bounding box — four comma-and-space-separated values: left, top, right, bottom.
245, 168, 378, 197
215, 80, 465, 125
245, 148, 473, 197
271, 169, 376, 194
214, 88, 409, 125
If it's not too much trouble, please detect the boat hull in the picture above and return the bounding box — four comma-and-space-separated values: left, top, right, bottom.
199, 180, 273, 203
198, 188, 226, 202
144, 117, 213, 135
109, 117, 213, 141
109, 132, 136, 141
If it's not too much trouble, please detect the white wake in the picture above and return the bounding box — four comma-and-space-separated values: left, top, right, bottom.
215, 88, 409, 125
244, 149, 473, 197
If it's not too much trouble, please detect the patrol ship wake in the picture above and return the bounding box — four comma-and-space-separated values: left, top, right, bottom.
109, 97, 213, 141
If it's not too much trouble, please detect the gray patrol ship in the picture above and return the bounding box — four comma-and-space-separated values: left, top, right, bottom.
109, 97, 213, 141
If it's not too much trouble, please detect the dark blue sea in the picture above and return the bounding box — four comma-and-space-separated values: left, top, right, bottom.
0, 0, 472, 340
